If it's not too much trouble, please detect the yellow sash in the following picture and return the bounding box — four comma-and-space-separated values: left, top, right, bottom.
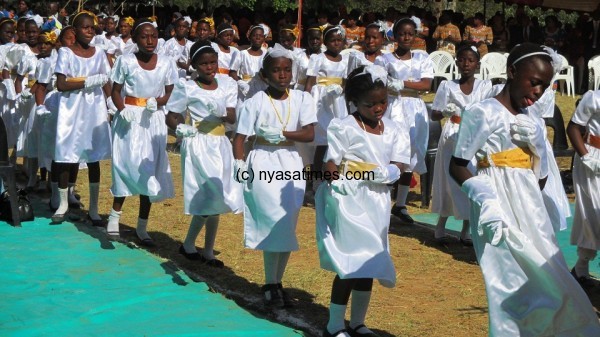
242, 74, 253, 81
387, 88, 420, 98
217, 68, 230, 74
194, 120, 226, 136
478, 147, 532, 170
66, 77, 86, 83
27, 79, 36, 88
125, 96, 148, 107
338, 160, 378, 175
255, 137, 294, 147
317, 77, 343, 86
589, 134, 600, 149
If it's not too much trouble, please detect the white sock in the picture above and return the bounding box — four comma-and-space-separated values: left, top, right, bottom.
276, 252, 291, 283
54, 188, 69, 215
88, 183, 100, 220
349, 290, 372, 332
68, 183, 79, 204
183, 215, 206, 253
326, 303, 347, 334
50, 182, 59, 208
136, 217, 151, 241
263, 252, 279, 285
107, 208, 121, 234
203, 215, 219, 260
435, 216, 448, 238
395, 185, 410, 207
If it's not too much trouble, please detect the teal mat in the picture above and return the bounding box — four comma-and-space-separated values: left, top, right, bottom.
0, 218, 302, 337
413, 204, 600, 277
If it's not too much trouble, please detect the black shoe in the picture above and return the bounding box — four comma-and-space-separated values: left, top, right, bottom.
348, 324, 380, 337
277, 283, 295, 308
391, 206, 414, 224
323, 328, 349, 337
460, 237, 474, 247
178, 245, 204, 261
48, 201, 58, 212
87, 215, 106, 227
262, 284, 283, 307
51, 212, 66, 224
571, 268, 595, 289
138, 236, 156, 248
204, 258, 224, 268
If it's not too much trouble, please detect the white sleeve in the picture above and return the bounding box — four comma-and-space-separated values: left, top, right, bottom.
324, 118, 349, 165
571, 90, 600, 127
54, 48, 70, 77
165, 79, 189, 114
236, 95, 259, 136
453, 104, 496, 161
298, 91, 317, 126
431, 81, 449, 111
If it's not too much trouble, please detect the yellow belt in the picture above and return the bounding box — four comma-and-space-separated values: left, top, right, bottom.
338, 159, 378, 175
450, 115, 461, 124
477, 147, 532, 170
27, 79, 36, 88
296, 78, 307, 86
66, 77, 86, 83
194, 120, 226, 136
388, 88, 420, 98
125, 96, 148, 107
242, 74, 253, 81
588, 134, 600, 149
217, 68, 230, 74
255, 137, 294, 147
317, 77, 343, 86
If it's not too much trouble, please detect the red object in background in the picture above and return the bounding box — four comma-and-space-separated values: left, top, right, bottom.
410, 174, 418, 188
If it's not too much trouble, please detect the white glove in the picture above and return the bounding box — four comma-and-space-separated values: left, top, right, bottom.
175, 124, 198, 138
145, 97, 158, 113
3, 79, 17, 100
581, 154, 600, 174
387, 77, 404, 93
237, 80, 250, 96
35, 105, 50, 117
119, 107, 136, 122
330, 178, 359, 196
20, 88, 32, 99
371, 164, 401, 184
510, 114, 548, 178
258, 123, 286, 144
442, 102, 460, 118
461, 175, 510, 246
233, 159, 248, 183
84, 74, 109, 89
325, 84, 343, 97
106, 96, 117, 115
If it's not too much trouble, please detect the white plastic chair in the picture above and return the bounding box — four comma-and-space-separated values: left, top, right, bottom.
588, 55, 600, 91
428, 50, 455, 90
480, 52, 507, 81
554, 54, 575, 97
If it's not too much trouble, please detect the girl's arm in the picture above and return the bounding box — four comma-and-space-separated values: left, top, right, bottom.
283, 123, 314, 143
304, 75, 316, 93
15, 75, 24, 94
404, 78, 432, 91
567, 121, 588, 157
107, 54, 115, 68
223, 107, 236, 124
1, 69, 9, 79
102, 81, 111, 98
449, 156, 473, 186
229, 69, 240, 81
232, 133, 247, 160
323, 160, 340, 181
111, 82, 125, 111
430, 110, 444, 121
34, 83, 47, 105
166, 111, 185, 130
55, 73, 85, 92
156, 84, 174, 106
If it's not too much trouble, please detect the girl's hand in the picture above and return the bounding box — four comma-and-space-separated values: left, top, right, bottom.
176, 124, 198, 138
145, 97, 158, 112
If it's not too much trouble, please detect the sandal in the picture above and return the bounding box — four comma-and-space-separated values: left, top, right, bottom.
323, 328, 350, 337
204, 258, 224, 268
178, 245, 204, 261
88, 215, 106, 227
348, 324, 380, 337
277, 283, 295, 308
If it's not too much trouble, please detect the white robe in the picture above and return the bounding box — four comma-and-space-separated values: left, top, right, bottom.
2, 43, 33, 148
315, 116, 411, 287
166, 76, 243, 216
162, 37, 193, 78
454, 97, 600, 337
110, 54, 176, 202
107, 36, 137, 57
36, 53, 58, 170
237, 90, 317, 251
230, 48, 265, 102
212, 42, 239, 74
15, 53, 39, 158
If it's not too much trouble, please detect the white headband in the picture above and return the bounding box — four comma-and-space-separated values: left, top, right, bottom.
217, 27, 234, 35
266, 43, 294, 60
351, 64, 387, 85
183, 16, 192, 25
511, 52, 549, 66
191, 45, 215, 62
324, 25, 345, 39
133, 21, 156, 33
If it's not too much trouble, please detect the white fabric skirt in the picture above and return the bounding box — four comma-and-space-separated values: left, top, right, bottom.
0, 84, 19, 148
543, 140, 571, 233
571, 144, 600, 250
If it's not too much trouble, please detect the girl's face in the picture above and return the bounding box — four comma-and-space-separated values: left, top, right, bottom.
197, 22, 212, 41
60, 29, 76, 47
306, 30, 322, 53
217, 30, 233, 46
135, 24, 158, 54
278, 30, 295, 50
119, 21, 132, 37
193, 52, 218, 82
38, 41, 53, 57
17, 22, 26, 42
0, 23, 15, 44
96, 20, 105, 33
75, 17, 95, 46
324, 32, 344, 54
105, 18, 116, 33
263, 57, 292, 91
189, 22, 198, 39
249, 28, 265, 48
364, 27, 383, 53
355, 86, 388, 123
25, 22, 39, 46
508, 58, 553, 108
395, 23, 415, 50
175, 20, 190, 39
456, 50, 479, 77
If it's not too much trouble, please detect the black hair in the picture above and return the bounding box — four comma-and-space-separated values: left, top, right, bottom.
0, 17, 15, 29
132, 18, 156, 38
247, 25, 264, 36
392, 17, 416, 38
345, 66, 387, 103
72, 12, 94, 28
322, 25, 342, 42
261, 52, 293, 77
506, 42, 551, 70
455, 45, 480, 61
24, 18, 38, 28
189, 39, 217, 64
365, 22, 385, 37
215, 22, 232, 36
473, 12, 485, 22
58, 25, 75, 42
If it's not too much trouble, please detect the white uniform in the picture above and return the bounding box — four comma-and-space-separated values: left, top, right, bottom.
107, 36, 137, 57
237, 90, 316, 251
54, 47, 112, 163
91, 33, 114, 51
36, 53, 58, 170
166, 77, 243, 215
230, 48, 265, 102
212, 42, 239, 74
110, 54, 176, 202
306, 52, 349, 146
375, 51, 434, 174
0, 43, 15, 147
316, 116, 410, 287
571, 90, 600, 250
431, 79, 493, 219
162, 37, 193, 78
454, 98, 600, 336
15, 53, 39, 157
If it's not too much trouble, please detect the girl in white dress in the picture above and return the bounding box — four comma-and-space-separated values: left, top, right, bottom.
304, 25, 349, 181
375, 18, 433, 225
0, 18, 16, 155
450, 43, 600, 336
295, 24, 323, 92
107, 16, 135, 67
211, 23, 240, 77
346, 21, 386, 74
316, 65, 410, 337
166, 40, 242, 267
229, 25, 265, 103
431, 46, 492, 245
105, 19, 176, 245
232, 49, 317, 308
162, 17, 193, 79
51, 11, 111, 224
567, 90, 600, 288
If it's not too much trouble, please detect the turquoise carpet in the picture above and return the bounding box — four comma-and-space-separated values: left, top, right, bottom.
0, 218, 302, 337
413, 204, 600, 277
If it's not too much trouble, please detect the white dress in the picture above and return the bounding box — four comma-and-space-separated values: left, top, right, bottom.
346, 51, 374, 75
91, 33, 113, 51
54, 47, 112, 163
110, 54, 176, 202
294, 51, 310, 91
237, 90, 317, 251
315, 116, 411, 287
15, 53, 39, 157
2, 43, 33, 148
431, 79, 493, 219
107, 36, 137, 57
454, 98, 600, 337
212, 42, 240, 74
375, 51, 434, 174
230, 49, 265, 102
571, 90, 600, 250
162, 37, 194, 79
0, 43, 15, 146
166, 77, 243, 216
306, 52, 349, 146
36, 53, 58, 170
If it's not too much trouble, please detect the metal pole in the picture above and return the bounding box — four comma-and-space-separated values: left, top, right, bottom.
295, 0, 302, 48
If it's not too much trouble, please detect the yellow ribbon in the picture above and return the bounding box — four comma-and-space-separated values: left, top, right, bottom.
202, 17, 215, 30
39, 31, 58, 44
194, 120, 226, 136
72, 10, 99, 26
317, 77, 343, 86
338, 160, 378, 175
255, 138, 294, 147
282, 27, 300, 38
125, 96, 148, 107
122, 17, 135, 27
477, 147, 532, 170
